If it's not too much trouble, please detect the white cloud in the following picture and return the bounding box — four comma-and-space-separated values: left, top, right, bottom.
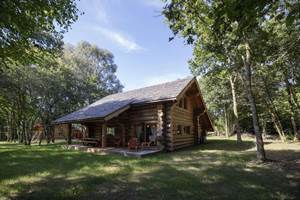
81, 0, 110, 24
93, 27, 144, 52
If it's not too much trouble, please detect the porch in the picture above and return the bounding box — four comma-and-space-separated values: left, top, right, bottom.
64, 144, 162, 158
59, 107, 162, 151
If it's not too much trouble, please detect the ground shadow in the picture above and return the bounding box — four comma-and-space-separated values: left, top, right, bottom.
1, 139, 299, 200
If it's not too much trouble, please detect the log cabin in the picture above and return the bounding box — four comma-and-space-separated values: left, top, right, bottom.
53, 77, 213, 151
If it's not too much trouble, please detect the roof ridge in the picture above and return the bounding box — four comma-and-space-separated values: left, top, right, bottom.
105, 76, 194, 98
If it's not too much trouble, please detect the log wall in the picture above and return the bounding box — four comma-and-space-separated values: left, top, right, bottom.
128, 104, 159, 125
164, 102, 174, 151
172, 108, 195, 149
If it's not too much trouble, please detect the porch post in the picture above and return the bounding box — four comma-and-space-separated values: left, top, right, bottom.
67, 123, 72, 144
121, 124, 126, 147
101, 122, 107, 148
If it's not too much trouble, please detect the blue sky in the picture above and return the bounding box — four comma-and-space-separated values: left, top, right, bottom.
64, 0, 193, 91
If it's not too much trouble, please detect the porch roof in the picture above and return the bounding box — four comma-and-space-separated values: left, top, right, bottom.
54, 77, 194, 124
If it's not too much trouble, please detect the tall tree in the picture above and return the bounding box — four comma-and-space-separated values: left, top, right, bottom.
229, 73, 242, 142
0, 0, 79, 68
0, 41, 123, 145
163, 0, 300, 160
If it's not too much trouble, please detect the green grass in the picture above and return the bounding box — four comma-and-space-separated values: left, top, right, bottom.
0, 137, 299, 200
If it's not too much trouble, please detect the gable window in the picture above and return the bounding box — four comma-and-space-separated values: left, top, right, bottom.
184, 126, 191, 134
177, 125, 182, 135
107, 127, 115, 136
178, 97, 188, 110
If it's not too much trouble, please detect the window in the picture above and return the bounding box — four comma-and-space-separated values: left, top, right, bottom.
178, 98, 188, 110
177, 125, 182, 135
135, 124, 143, 142
179, 99, 183, 108
146, 124, 157, 142
184, 126, 191, 134
107, 127, 115, 136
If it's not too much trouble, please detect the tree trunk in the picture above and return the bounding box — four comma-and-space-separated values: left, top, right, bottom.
22, 121, 27, 145
268, 107, 286, 142
67, 123, 72, 144
261, 77, 286, 142
229, 74, 242, 143
224, 105, 229, 138
284, 76, 300, 140
38, 131, 43, 145
46, 126, 51, 144
262, 119, 267, 139
215, 126, 220, 136
242, 42, 266, 161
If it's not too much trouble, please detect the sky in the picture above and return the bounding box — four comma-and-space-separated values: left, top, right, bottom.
63, 0, 193, 91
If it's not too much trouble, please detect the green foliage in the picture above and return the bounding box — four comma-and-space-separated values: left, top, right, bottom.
0, 0, 79, 68
163, 0, 300, 140
0, 41, 123, 143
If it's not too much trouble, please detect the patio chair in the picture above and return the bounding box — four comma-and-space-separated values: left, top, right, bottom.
128, 137, 139, 151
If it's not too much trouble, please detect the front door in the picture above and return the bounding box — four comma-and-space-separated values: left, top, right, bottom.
145, 124, 157, 144
134, 123, 157, 144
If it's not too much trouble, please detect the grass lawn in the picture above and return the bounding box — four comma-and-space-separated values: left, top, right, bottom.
0, 137, 299, 200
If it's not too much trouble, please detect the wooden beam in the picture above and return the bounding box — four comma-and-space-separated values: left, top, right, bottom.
104, 105, 130, 121
101, 122, 107, 148
67, 123, 72, 144
121, 124, 126, 147
157, 104, 163, 137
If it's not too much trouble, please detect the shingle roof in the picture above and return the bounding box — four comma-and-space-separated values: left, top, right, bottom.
54, 77, 194, 123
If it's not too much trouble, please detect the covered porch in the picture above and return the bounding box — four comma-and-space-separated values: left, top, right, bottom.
64, 144, 162, 158
62, 109, 162, 151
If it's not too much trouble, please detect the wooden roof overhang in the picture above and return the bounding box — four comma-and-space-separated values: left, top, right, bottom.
52, 98, 176, 125
52, 105, 131, 125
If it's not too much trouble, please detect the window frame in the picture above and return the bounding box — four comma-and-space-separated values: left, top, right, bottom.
177, 125, 182, 135
184, 126, 191, 134
178, 97, 188, 110
107, 127, 115, 136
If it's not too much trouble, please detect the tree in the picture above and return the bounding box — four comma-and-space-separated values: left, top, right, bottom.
0, 41, 123, 145
0, 0, 79, 68
163, 0, 300, 161
197, 71, 233, 137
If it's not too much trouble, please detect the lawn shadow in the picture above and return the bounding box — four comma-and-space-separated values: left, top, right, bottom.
2, 139, 300, 200
191, 138, 255, 152
12, 152, 299, 200
0, 143, 134, 182
148, 139, 255, 160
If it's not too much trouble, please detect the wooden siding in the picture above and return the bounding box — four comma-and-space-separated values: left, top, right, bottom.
164, 103, 173, 151
171, 103, 195, 150
128, 104, 158, 124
